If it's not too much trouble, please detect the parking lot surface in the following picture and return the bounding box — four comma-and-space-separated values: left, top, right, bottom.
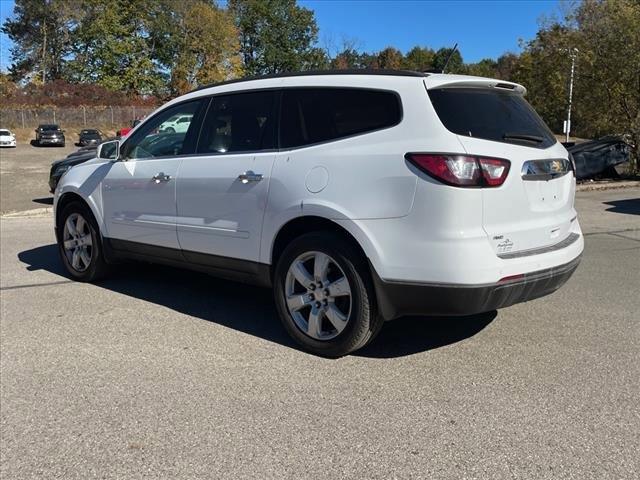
0, 143, 77, 214
1, 187, 639, 478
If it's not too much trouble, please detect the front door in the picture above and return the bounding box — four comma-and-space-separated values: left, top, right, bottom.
102, 98, 207, 250
176, 90, 278, 263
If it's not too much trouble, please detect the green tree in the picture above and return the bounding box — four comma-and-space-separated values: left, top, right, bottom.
402, 46, 435, 72
510, 24, 576, 135
431, 47, 464, 73
229, 0, 326, 75
572, 0, 640, 168
67, 0, 162, 95
466, 58, 498, 78
509, 0, 640, 171
1, 0, 76, 83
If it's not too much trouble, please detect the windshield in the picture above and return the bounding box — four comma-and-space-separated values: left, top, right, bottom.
82, 129, 99, 135
428, 87, 556, 149
0, 130, 10, 136
40, 124, 60, 131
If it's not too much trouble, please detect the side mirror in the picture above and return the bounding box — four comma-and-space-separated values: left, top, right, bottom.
97, 140, 120, 161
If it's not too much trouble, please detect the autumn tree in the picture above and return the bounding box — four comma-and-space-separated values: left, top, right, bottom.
571, 0, 640, 168
375, 47, 403, 69
149, 0, 242, 95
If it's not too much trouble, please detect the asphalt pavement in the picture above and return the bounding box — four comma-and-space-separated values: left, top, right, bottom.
0, 143, 77, 214
0, 189, 639, 479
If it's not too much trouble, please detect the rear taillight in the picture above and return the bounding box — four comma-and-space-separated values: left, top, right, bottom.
405, 153, 510, 188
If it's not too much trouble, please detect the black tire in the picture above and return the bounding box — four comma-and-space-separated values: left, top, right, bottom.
273, 232, 383, 357
57, 201, 110, 282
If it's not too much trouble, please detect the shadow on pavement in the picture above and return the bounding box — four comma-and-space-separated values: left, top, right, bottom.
604, 198, 640, 216
356, 311, 496, 358
32, 197, 54, 205
18, 243, 496, 358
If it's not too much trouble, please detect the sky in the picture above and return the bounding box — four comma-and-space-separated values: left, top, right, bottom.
0, 0, 563, 73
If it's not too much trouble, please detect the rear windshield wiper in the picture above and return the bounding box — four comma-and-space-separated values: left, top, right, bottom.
503, 133, 545, 144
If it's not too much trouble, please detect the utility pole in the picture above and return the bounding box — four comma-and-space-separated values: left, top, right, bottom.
565, 48, 578, 143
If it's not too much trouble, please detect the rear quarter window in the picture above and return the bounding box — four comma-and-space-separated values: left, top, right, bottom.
428, 87, 556, 149
280, 88, 402, 148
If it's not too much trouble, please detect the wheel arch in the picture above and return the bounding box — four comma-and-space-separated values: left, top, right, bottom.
270, 216, 375, 278
55, 191, 102, 240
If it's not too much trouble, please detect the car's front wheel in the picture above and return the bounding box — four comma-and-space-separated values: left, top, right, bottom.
274, 232, 383, 357
57, 201, 110, 281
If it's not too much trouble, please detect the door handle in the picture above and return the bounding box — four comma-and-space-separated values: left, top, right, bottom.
238, 170, 263, 184
152, 172, 171, 183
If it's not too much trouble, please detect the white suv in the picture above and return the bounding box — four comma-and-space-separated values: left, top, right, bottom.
159, 114, 194, 134
54, 70, 583, 357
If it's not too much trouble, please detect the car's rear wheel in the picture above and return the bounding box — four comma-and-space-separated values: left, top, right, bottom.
274, 232, 383, 357
57, 201, 110, 281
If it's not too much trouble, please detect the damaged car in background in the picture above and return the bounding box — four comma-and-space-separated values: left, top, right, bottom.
566, 136, 631, 180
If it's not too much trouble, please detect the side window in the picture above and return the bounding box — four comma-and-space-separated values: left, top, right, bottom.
197, 91, 276, 154
280, 88, 402, 148
120, 100, 204, 160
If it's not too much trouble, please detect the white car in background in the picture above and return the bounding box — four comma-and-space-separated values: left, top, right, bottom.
0, 129, 17, 147
53, 70, 583, 357
159, 114, 193, 133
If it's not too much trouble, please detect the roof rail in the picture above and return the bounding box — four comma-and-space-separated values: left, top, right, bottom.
191, 69, 429, 92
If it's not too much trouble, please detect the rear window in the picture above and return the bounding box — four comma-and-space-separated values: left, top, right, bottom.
428, 88, 556, 149
280, 88, 401, 148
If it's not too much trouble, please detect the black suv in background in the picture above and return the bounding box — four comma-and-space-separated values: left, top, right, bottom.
48, 136, 119, 192
78, 129, 103, 146
35, 124, 65, 147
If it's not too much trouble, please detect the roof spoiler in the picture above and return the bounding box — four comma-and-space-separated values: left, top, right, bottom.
425, 76, 526, 95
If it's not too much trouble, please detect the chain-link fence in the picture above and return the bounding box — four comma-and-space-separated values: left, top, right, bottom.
0, 106, 157, 130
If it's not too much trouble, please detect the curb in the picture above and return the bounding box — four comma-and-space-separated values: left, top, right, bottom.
1, 207, 53, 218
576, 180, 640, 192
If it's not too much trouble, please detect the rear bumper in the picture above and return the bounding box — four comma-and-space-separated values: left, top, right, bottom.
372, 255, 581, 320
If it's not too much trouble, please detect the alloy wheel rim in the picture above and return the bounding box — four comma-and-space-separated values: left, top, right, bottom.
284, 251, 352, 341
62, 213, 93, 272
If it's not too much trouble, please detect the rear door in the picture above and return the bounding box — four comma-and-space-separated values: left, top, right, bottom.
175, 90, 278, 263
428, 86, 576, 256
